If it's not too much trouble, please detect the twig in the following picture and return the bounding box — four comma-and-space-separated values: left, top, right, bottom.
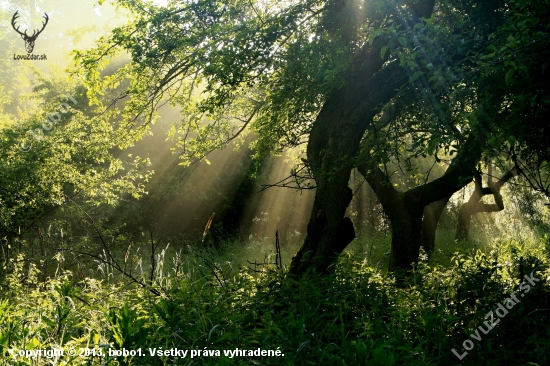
63, 196, 164, 297
199, 255, 227, 289
141, 212, 160, 287
247, 231, 282, 272
259, 165, 316, 192
275, 230, 282, 270
57, 247, 162, 297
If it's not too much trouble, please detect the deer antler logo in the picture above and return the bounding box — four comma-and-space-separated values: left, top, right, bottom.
11, 10, 49, 54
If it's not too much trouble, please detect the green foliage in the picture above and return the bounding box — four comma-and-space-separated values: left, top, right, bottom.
107, 304, 150, 364
1, 232, 549, 365
75, 0, 449, 167
2, 1, 550, 363
0, 70, 152, 236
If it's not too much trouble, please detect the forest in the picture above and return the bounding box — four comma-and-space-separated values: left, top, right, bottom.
1, 0, 549, 364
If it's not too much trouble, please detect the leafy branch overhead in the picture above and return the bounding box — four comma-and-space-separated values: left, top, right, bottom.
71, 0, 550, 275
75, 0, 433, 164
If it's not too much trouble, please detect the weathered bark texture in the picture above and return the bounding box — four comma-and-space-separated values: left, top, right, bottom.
365, 182, 380, 236
290, 61, 407, 275
358, 132, 486, 272
455, 167, 517, 241
360, 163, 425, 272
420, 197, 450, 253
289, 1, 435, 276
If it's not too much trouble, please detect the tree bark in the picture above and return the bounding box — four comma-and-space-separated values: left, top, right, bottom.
289, 1, 435, 276
390, 201, 425, 273
290, 63, 407, 275
361, 164, 426, 272
420, 197, 450, 253
358, 131, 486, 273
455, 167, 517, 241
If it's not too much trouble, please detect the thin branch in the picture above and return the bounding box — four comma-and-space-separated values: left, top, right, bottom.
141, 212, 160, 287
259, 165, 315, 192
63, 195, 164, 297
57, 248, 162, 297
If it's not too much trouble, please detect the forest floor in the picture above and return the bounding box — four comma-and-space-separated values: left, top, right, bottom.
1, 223, 549, 365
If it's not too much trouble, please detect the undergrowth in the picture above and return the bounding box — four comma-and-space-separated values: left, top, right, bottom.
1, 235, 549, 365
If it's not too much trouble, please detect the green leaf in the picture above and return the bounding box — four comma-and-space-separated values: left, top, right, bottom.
380, 45, 388, 59
398, 37, 407, 47
409, 71, 423, 83
27, 338, 40, 350
505, 68, 515, 85
480, 53, 495, 59
399, 53, 406, 66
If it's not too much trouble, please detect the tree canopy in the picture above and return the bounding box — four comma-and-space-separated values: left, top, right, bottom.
73, 0, 550, 274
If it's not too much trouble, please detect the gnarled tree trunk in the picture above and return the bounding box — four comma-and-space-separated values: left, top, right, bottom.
358, 130, 486, 273
363, 165, 426, 271
289, 1, 435, 276
290, 62, 408, 275
420, 197, 451, 254
455, 167, 517, 241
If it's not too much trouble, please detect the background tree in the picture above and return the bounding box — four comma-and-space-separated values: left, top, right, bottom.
0, 71, 151, 238
455, 165, 517, 241
477, 0, 550, 200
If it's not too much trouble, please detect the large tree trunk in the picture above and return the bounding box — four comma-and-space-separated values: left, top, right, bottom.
388, 197, 425, 272
455, 167, 517, 241
420, 197, 450, 253
289, 1, 435, 276
365, 182, 379, 236
290, 115, 360, 274
290, 60, 415, 275
358, 130, 486, 273
359, 164, 425, 272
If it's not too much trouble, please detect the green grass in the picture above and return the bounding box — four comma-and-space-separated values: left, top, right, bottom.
1, 227, 550, 365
